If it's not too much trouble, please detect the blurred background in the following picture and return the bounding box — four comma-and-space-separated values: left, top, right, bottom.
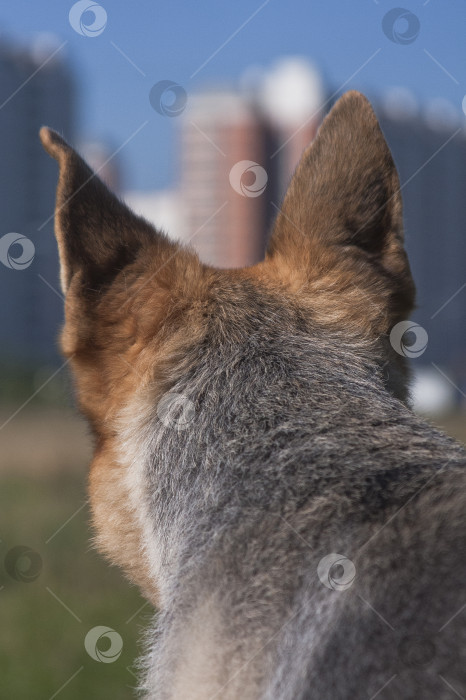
0, 1, 465, 697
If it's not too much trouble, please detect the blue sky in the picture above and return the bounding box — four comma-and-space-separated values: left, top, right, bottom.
1, 0, 466, 190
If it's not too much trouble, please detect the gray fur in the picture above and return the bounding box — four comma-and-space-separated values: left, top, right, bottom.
139, 283, 466, 699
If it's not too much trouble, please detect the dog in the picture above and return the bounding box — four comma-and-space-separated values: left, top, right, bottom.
40, 91, 466, 699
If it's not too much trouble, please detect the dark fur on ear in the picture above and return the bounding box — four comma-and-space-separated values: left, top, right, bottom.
266, 91, 415, 334
40, 127, 177, 294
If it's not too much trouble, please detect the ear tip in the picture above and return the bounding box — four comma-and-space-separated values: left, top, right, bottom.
39, 126, 70, 160
339, 90, 373, 110
329, 91, 378, 131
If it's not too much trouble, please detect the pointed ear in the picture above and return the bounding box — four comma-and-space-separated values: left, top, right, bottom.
267, 91, 415, 332
40, 127, 176, 294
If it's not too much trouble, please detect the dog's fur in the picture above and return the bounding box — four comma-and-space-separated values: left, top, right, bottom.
41, 91, 466, 699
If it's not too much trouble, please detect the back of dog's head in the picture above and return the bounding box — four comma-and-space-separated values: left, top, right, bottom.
40, 91, 416, 600
40, 91, 414, 426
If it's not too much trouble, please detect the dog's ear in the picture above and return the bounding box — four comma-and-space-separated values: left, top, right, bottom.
266, 91, 415, 333
40, 127, 178, 294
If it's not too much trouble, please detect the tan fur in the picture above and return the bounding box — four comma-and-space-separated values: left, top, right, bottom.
70, 266, 213, 603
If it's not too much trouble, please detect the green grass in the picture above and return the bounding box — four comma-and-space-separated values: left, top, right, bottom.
0, 471, 149, 699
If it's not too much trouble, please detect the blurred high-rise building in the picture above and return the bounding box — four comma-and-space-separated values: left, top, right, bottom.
259, 58, 325, 200
376, 91, 466, 375
179, 90, 268, 268
177, 59, 325, 268
0, 37, 74, 369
